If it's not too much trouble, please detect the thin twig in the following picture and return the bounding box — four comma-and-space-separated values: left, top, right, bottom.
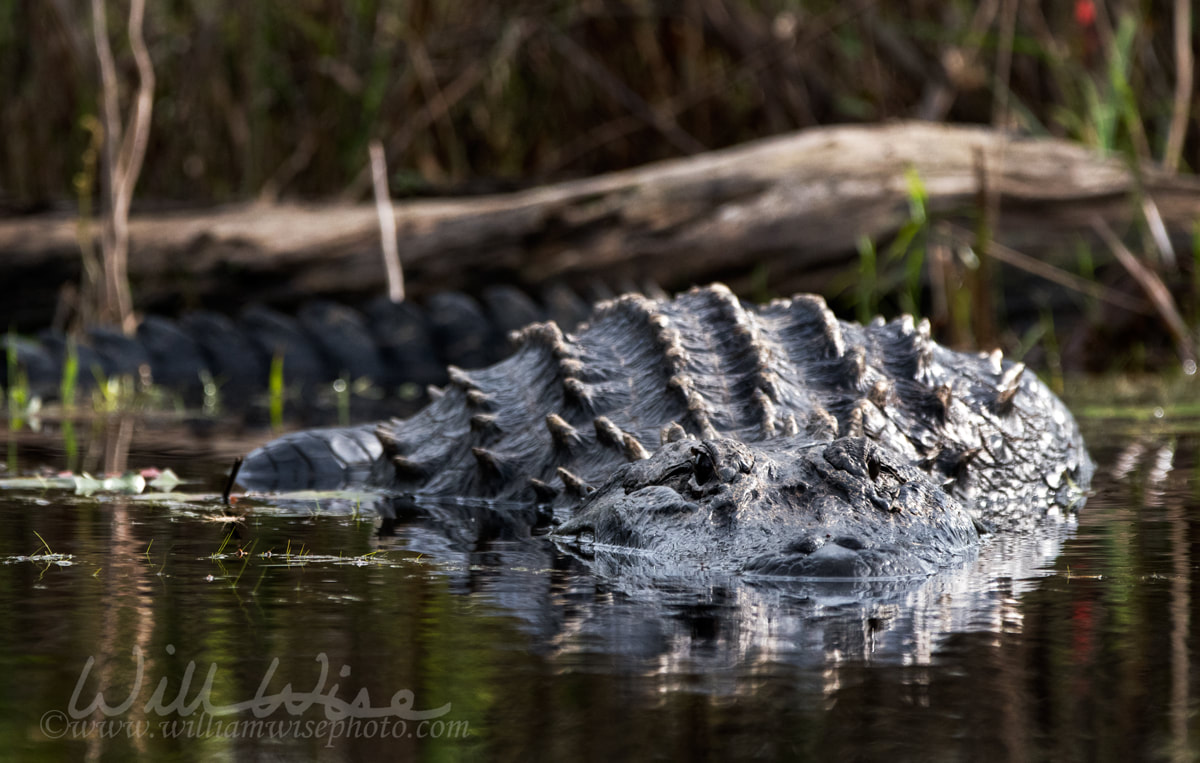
116, 0, 154, 220
544, 0, 878, 173
223, 456, 243, 506
91, 0, 121, 318
1141, 196, 1176, 268
1091, 216, 1195, 364
938, 222, 1152, 316
1163, 0, 1193, 172
114, 0, 154, 334
91, 0, 154, 334
258, 132, 317, 203
341, 21, 530, 201
990, 0, 1017, 131
409, 39, 461, 173
543, 23, 705, 156
971, 144, 996, 345
369, 140, 404, 303
980, 0, 1015, 291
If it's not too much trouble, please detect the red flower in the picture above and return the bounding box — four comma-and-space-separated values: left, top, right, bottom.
1075, 0, 1096, 28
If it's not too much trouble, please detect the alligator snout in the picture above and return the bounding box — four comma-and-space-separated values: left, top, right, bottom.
744, 537, 944, 578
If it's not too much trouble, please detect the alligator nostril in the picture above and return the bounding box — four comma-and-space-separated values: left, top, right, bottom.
786, 535, 823, 555
692, 449, 716, 485
784, 482, 809, 498
867, 454, 881, 481
833, 536, 865, 551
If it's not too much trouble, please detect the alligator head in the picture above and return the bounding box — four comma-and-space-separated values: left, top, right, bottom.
552, 434, 981, 579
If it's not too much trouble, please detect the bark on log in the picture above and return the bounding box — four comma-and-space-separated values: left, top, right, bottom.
2, 121, 1198, 329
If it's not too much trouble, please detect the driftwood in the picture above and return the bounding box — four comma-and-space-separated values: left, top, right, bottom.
2, 121, 1199, 329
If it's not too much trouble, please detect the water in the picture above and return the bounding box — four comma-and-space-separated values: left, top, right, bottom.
0, 410, 1195, 761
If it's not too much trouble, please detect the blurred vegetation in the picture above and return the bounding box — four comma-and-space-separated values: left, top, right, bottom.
2, 0, 1195, 208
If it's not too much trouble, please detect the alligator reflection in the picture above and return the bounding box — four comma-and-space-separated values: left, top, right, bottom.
336, 492, 1075, 686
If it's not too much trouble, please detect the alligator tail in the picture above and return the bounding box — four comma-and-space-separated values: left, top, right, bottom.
236, 424, 384, 491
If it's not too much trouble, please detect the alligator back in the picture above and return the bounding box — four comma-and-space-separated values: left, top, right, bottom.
239, 284, 1091, 532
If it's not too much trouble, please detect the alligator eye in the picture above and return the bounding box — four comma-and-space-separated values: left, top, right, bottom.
692, 448, 716, 485
867, 453, 880, 481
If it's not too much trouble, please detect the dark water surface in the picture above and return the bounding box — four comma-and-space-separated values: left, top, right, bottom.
0, 409, 1195, 761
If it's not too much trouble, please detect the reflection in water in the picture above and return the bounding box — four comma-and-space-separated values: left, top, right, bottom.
2, 417, 1200, 760
1168, 479, 1190, 762
362, 493, 1075, 695
1114, 435, 1191, 761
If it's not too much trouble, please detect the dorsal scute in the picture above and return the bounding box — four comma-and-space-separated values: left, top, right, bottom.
472, 446, 515, 484
593, 416, 649, 461
546, 412, 583, 451
447, 365, 477, 390
914, 318, 934, 380
470, 412, 500, 435
598, 291, 723, 440
877, 313, 934, 382
375, 418, 405, 456
842, 345, 868, 390
393, 454, 433, 479
994, 362, 1025, 415
754, 388, 778, 438
703, 285, 782, 400
512, 321, 569, 355
557, 466, 592, 497
593, 415, 625, 449
788, 294, 845, 359
513, 319, 573, 364
660, 421, 688, 444
868, 379, 892, 408
512, 319, 589, 386
562, 377, 595, 412
689, 283, 793, 439
589, 291, 658, 323
466, 389, 495, 410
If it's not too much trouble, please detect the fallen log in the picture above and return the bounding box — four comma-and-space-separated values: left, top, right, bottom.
2, 121, 1198, 329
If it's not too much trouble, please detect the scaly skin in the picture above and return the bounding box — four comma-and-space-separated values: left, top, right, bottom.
554, 435, 980, 578
238, 284, 1092, 578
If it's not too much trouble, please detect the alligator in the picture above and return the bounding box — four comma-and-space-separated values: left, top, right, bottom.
237, 283, 1092, 579
1, 284, 595, 412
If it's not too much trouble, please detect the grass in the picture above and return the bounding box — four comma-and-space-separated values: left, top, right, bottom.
60, 342, 78, 411
0, 347, 387, 430
894, 168, 929, 319
268, 354, 285, 429
855, 234, 878, 326
4, 2, 1192, 205
61, 419, 78, 473
1038, 309, 1065, 394
845, 167, 935, 325
1, 5, 1195, 394
5, 329, 29, 424
31, 530, 53, 556
1, 1, 1195, 379
90, 370, 141, 414
1062, 366, 1200, 420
